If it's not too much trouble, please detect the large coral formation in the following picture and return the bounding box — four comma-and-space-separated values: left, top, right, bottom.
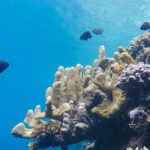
11, 31, 150, 150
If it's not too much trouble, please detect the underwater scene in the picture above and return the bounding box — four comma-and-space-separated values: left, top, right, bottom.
1, 0, 150, 150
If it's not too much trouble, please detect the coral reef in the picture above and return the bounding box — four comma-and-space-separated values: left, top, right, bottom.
119, 52, 135, 64
127, 31, 150, 64
118, 46, 126, 53
11, 31, 150, 150
116, 62, 150, 91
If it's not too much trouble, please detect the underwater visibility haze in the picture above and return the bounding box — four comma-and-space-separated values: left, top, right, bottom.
1, 0, 150, 150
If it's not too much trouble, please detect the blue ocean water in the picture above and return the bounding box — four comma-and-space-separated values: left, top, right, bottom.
0, 0, 150, 149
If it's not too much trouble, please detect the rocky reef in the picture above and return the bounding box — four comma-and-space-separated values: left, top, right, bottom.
11, 31, 150, 150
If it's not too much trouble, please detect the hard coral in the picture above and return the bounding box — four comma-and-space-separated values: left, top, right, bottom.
110, 63, 124, 75
120, 52, 135, 64
91, 88, 126, 118
116, 63, 150, 91
127, 31, 150, 63
11, 32, 150, 150
118, 46, 126, 53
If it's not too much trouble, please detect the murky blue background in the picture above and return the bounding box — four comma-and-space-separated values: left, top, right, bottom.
0, 0, 150, 149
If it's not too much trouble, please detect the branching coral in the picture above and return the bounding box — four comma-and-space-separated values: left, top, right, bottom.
11, 31, 150, 150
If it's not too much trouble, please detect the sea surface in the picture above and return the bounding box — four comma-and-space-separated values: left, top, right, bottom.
0, 0, 150, 149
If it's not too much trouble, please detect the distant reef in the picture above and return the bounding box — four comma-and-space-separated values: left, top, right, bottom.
11, 31, 150, 150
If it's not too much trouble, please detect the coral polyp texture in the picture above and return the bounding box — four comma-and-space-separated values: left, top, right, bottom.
127, 30, 150, 64
11, 32, 150, 150
116, 63, 150, 91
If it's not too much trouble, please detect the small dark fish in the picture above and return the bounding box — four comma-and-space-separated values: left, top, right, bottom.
80, 31, 92, 40
0, 61, 9, 73
92, 28, 104, 35
140, 22, 150, 30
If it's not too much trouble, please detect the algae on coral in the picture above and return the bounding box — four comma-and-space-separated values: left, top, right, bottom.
11, 31, 150, 150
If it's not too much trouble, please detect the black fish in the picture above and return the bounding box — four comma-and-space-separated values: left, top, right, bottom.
0, 61, 9, 73
140, 22, 150, 30
80, 31, 92, 40
92, 28, 104, 35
